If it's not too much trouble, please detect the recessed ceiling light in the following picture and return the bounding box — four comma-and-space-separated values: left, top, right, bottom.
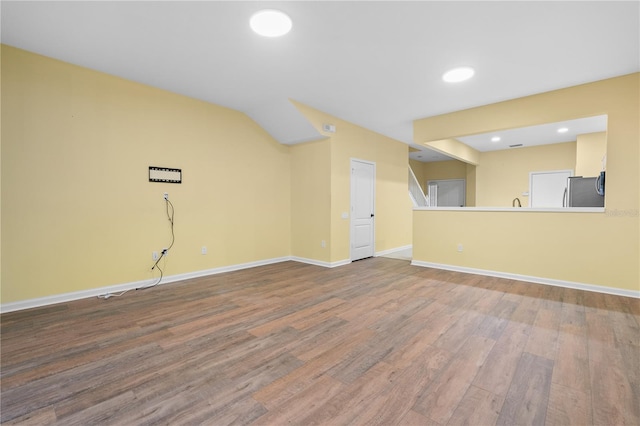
250, 10, 292, 37
557, 127, 569, 133
491, 136, 501, 142
442, 67, 475, 83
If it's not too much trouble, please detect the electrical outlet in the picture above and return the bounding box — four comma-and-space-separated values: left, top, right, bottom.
457, 243, 464, 252
321, 240, 326, 248
163, 192, 169, 200
152, 251, 159, 260
201, 246, 207, 255
162, 248, 168, 256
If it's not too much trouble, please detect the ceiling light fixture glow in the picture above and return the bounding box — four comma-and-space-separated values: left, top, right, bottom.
491, 136, 501, 142
557, 127, 569, 133
442, 67, 475, 83
250, 10, 292, 37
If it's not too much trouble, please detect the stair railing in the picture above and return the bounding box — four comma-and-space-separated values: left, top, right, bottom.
408, 166, 428, 207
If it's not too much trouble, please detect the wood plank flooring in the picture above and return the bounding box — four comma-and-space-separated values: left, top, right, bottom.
1, 258, 639, 425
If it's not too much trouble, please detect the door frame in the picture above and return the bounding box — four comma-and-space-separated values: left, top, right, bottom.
529, 169, 573, 207
350, 158, 376, 261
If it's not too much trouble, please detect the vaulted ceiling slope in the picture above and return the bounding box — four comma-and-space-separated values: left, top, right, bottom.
2, 1, 638, 148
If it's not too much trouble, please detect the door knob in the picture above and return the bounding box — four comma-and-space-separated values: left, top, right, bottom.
370, 213, 375, 218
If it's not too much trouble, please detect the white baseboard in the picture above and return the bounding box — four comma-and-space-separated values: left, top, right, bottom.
290, 256, 351, 268
0, 278, 155, 314
162, 256, 292, 283
375, 245, 412, 257
411, 260, 640, 299
1, 256, 357, 314
1, 256, 292, 314
12, 254, 633, 314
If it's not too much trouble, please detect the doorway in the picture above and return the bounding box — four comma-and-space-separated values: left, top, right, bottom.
427, 179, 466, 207
350, 159, 375, 261
529, 169, 573, 207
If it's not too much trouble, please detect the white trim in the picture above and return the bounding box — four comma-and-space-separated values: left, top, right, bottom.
1, 256, 291, 314
0, 279, 152, 314
413, 206, 605, 213
160, 256, 292, 283
408, 190, 418, 208
375, 245, 412, 257
0, 256, 356, 313
291, 257, 351, 268
411, 260, 640, 299
5, 255, 634, 314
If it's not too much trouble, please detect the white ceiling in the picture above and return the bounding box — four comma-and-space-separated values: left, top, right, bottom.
457, 115, 608, 152
2, 1, 638, 161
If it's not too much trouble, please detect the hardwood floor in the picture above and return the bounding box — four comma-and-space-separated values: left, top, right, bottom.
1, 258, 638, 425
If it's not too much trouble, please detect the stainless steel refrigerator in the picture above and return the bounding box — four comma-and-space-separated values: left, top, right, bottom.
564, 176, 605, 207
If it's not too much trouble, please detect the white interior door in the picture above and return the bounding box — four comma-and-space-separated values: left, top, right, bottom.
350, 159, 375, 261
529, 170, 573, 207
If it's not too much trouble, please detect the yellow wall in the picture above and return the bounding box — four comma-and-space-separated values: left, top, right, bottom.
476, 142, 577, 207
415, 210, 636, 288
413, 73, 639, 292
1, 45, 292, 303
424, 160, 468, 184
410, 159, 473, 206
290, 139, 331, 262
0, 48, 3, 295
293, 102, 412, 262
424, 138, 480, 164
576, 131, 607, 176
409, 159, 467, 194
465, 164, 476, 207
